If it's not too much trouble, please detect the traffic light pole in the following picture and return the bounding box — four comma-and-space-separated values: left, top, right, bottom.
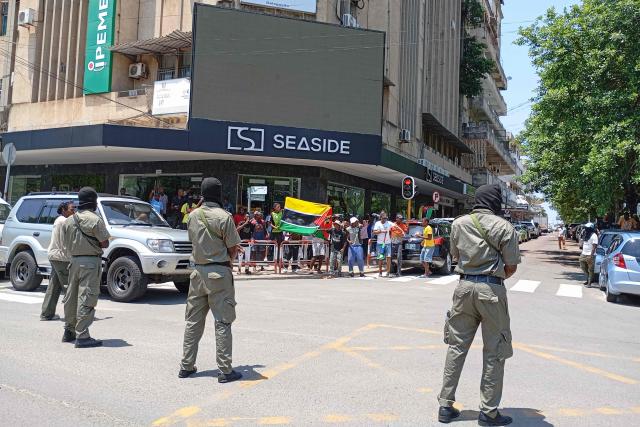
407, 198, 412, 220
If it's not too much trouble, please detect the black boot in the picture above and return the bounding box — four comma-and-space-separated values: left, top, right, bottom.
438, 406, 460, 423
218, 370, 242, 383
75, 337, 103, 348
478, 411, 513, 426
41, 314, 61, 321
61, 329, 76, 343
178, 367, 197, 378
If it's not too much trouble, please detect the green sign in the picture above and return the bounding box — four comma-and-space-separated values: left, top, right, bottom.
83, 0, 117, 94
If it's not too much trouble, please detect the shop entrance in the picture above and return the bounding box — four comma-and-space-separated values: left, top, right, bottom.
238, 175, 300, 214
119, 174, 203, 201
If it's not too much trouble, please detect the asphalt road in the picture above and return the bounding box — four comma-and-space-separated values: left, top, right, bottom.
1, 234, 639, 426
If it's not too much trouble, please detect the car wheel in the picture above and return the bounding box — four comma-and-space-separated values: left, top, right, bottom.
438, 253, 452, 275
605, 279, 618, 303
598, 273, 606, 291
10, 251, 43, 291
106, 256, 148, 302
174, 280, 190, 293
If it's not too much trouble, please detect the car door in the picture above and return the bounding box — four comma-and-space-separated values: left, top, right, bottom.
620, 238, 640, 282
595, 233, 615, 273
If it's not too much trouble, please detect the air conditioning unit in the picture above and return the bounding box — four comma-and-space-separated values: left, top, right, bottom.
342, 13, 359, 28
128, 63, 146, 79
18, 8, 36, 27
399, 128, 411, 143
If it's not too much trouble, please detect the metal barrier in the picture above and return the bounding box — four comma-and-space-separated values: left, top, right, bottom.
233, 240, 279, 273
278, 239, 331, 274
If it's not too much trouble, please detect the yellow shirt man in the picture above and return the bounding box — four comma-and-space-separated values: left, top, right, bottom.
422, 225, 435, 247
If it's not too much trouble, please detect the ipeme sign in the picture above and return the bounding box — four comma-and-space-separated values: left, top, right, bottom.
84, 0, 117, 94
189, 119, 382, 165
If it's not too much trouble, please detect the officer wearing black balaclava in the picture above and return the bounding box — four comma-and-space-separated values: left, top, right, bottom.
178, 178, 244, 383
436, 184, 521, 426
61, 187, 110, 348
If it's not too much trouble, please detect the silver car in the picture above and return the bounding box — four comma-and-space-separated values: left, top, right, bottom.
594, 231, 618, 277
598, 232, 640, 303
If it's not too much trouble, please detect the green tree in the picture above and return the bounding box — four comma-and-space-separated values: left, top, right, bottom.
460, 0, 494, 97
517, 0, 640, 222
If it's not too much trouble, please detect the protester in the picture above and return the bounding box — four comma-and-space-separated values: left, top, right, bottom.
310, 235, 326, 273
223, 197, 235, 214
415, 217, 435, 278
580, 223, 599, 287
158, 187, 168, 217
236, 212, 253, 274
346, 217, 365, 277
329, 221, 347, 277
270, 203, 284, 268
390, 214, 408, 277
373, 211, 393, 277
360, 217, 370, 256
149, 192, 163, 214
556, 224, 567, 250
618, 210, 637, 230
170, 189, 187, 228
251, 211, 268, 271
180, 194, 201, 230
233, 207, 246, 226
283, 232, 302, 273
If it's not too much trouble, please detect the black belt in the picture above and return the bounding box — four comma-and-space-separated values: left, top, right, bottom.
461, 274, 504, 285
195, 262, 232, 268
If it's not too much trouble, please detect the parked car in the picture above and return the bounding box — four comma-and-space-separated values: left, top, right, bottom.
519, 222, 537, 239
567, 223, 581, 240
0, 193, 193, 302
514, 224, 529, 243
598, 231, 640, 302
594, 231, 618, 278
0, 197, 11, 271
370, 219, 454, 275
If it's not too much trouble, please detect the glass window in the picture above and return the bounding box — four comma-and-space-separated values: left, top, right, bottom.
238, 175, 300, 214
371, 192, 391, 215
0, 202, 10, 223
621, 239, 640, 258
38, 200, 75, 224
101, 200, 169, 227
9, 176, 41, 205
16, 199, 45, 223
52, 175, 104, 193
327, 182, 364, 217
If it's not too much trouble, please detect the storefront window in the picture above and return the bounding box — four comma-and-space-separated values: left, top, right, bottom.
238, 175, 300, 214
52, 175, 105, 193
371, 191, 391, 215
327, 182, 364, 217
119, 174, 202, 201
9, 176, 41, 204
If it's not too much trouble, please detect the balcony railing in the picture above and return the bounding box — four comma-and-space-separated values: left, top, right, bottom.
463, 121, 519, 173
157, 66, 192, 81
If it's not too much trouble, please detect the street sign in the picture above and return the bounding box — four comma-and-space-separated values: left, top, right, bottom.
2, 143, 16, 165
432, 191, 440, 204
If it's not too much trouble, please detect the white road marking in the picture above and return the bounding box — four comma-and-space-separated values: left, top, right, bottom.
509, 280, 541, 293
355, 276, 375, 281
427, 275, 460, 285
0, 289, 45, 298
388, 276, 417, 282
0, 293, 44, 304
556, 284, 583, 298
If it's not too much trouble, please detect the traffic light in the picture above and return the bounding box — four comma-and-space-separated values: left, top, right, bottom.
402, 176, 415, 200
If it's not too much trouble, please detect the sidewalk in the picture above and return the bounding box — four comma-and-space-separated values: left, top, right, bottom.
233, 265, 384, 281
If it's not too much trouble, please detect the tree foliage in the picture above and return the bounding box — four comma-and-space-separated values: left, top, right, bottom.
517, 0, 640, 222
460, 0, 494, 97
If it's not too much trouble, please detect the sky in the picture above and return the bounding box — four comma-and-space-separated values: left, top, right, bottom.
501, 0, 580, 225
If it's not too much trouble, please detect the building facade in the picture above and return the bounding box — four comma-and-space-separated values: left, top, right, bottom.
0, 0, 518, 220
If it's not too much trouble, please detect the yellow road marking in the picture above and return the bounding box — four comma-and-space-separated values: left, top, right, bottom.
344, 344, 483, 352
514, 343, 638, 385
186, 419, 228, 427
258, 416, 291, 425
556, 408, 584, 417
417, 387, 433, 393
366, 413, 399, 422
153, 406, 201, 426
631, 407, 640, 413
527, 344, 640, 363
371, 324, 441, 335
323, 414, 352, 423
595, 407, 625, 415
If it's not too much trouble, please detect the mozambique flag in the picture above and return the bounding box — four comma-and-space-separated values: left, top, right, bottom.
281, 197, 333, 237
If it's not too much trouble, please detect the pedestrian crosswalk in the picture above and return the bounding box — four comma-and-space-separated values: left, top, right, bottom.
509, 279, 540, 293
509, 279, 586, 299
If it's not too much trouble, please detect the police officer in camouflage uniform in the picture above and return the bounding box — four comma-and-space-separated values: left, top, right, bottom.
178, 177, 243, 383
437, 184, 520, 426
61, 187, 110, 348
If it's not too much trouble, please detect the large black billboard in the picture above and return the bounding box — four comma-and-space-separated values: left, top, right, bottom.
190, 4, 384, 164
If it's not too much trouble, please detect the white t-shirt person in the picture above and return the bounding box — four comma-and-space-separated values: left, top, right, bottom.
581, 232, 598, 256
373, 220, 392, 245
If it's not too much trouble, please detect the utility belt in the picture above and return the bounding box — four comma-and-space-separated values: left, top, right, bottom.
194, 261, 232, 268
461, 274, 504, 286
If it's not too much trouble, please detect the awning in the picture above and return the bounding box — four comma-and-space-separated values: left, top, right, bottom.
110, 30, 192, 56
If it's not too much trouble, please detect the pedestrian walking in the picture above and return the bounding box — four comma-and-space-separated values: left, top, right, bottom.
437, 184, 520, 426
373, 211, 392, 277
328, 222, 347, 277
346, 217, 365, 277
40, 201, 75, 321
556, 224, 567, 250
415, 217, 435, 278
579, 223, 598, 287
179, 177, 243, 383
390, 214, 408, 277
61, 187, 111, 348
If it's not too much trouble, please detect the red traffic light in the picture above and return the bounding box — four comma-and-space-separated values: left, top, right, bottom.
404, 178, 412, 185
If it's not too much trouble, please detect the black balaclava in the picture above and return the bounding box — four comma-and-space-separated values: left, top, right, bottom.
201, 177, 223, 205
473, 184, 502, 214
78, 187, 98, 211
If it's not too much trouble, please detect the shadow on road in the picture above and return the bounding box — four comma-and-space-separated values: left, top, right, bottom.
192, 365, 267, 381
131, 288, 187, 306
613, 293, 640, 308
456, 408, 553, 426
102, 338, 133, 348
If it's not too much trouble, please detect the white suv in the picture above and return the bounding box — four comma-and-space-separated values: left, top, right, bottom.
0, 193, 193, 302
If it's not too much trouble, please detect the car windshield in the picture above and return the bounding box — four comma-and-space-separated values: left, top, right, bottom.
0, 203, 10, 223
101, 200, 169, 227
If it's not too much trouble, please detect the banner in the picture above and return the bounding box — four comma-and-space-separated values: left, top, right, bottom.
281, 197, 332, 237
84, 0, 117, 94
